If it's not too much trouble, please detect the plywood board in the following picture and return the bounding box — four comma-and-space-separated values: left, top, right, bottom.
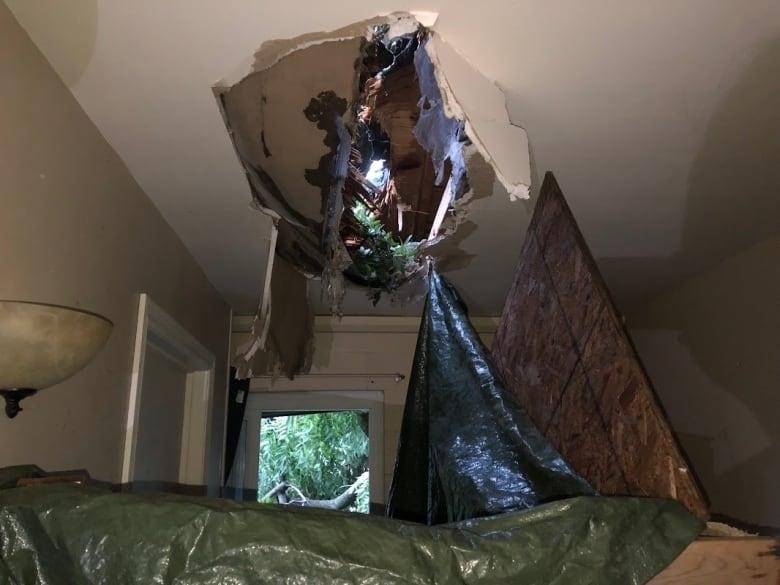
649, 538, 779, 584
492, 172, 708, 518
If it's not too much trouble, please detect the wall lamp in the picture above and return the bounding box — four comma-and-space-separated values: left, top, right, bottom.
0, 301, 112, 419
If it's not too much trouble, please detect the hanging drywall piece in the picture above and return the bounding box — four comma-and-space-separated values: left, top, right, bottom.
492, 172, 708, 518
234, 222, 314, 379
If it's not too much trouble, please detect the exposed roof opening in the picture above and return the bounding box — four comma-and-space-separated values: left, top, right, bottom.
215, 12, 531, 376
335, 25, 468, 302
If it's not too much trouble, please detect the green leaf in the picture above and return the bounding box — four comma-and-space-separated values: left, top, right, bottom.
258, 411, 370, 512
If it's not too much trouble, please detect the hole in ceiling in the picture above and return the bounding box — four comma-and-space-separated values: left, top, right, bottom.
332, 24, 468, 303
214, 12, 530, 318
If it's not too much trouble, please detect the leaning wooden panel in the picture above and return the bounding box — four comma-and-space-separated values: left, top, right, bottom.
492, 233, 579, 432
649, 538, 780, 584
492, 171, 708, 518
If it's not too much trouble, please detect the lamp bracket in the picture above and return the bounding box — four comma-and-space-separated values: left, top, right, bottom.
0, 388, 38, 419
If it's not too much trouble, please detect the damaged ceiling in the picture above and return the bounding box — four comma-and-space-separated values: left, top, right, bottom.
216, 14, 533, 376
9, 1, 780, 315
214, 14, 529, 323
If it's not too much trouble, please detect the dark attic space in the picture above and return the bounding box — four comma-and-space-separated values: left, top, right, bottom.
2, 3, 780, 585
340, 26, 465, 295
307, 24, 469, 301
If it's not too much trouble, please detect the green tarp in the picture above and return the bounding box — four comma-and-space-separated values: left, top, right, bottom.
0, 274, 702, 584
0, 482, 700, 585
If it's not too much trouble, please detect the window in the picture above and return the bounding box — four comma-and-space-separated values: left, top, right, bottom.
259, 410, 370, 512
238, 390, 384, 512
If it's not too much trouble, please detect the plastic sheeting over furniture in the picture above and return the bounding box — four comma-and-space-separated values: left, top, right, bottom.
0, 478, 700, 585
0, 266, 704, 583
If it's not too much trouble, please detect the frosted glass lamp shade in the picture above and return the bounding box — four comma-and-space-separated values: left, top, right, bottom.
0, 301, 112, 417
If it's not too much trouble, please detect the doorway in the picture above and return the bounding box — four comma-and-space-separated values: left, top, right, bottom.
121, 294, 216, 487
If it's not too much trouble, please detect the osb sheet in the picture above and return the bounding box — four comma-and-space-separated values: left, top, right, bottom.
492, 172, 708, 518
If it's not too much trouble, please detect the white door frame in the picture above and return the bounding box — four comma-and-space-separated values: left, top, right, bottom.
121, 294, 216, 485
243, 386, 384, 505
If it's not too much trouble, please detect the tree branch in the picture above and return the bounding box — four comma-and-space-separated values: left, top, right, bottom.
287, 471, 369, 510
286, 484, 308, 502
261, 481, 289, 502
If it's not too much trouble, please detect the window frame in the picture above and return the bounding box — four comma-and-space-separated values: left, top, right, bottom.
242, 388, 385, 507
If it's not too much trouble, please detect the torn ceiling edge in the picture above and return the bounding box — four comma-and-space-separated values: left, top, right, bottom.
213, 12, 530, 202
215, 15, 401, 89
215, 11, 438, 88
425, 36, 531, 201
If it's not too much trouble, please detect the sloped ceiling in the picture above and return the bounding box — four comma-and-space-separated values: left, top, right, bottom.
7, 1, 780, 315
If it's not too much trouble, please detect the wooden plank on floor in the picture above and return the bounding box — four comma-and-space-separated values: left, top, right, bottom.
649, 537, 779, 584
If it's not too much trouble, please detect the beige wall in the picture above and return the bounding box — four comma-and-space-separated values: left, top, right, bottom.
628, 235, 780, 527
0, 5, 231, 487
231, 316, 496, 499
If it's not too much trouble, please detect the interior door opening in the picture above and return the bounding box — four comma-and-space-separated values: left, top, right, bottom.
258, 410, 369, 513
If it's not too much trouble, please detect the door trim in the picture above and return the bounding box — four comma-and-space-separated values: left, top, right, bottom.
121, 294, 215, 485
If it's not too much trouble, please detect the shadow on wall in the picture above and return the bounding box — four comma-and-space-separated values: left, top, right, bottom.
600, 36, 780, 311
630, 237, 780, 528
5, 0, 98, 87
604, 37, 780, 527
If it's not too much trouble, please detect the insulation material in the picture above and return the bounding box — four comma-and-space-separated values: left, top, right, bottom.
492, 172, 709, 518
412, 41, 468, 241
387, 270, 594, 525
413, 43, 464, 184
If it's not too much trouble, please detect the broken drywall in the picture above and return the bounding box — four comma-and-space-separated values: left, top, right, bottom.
217, 37, 360, 229
424, 36, 531, 201
215, 12, 531, 377
235, 239, 314, 379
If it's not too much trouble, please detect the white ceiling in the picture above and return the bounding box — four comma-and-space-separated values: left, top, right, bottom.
8, 1, 780, 316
